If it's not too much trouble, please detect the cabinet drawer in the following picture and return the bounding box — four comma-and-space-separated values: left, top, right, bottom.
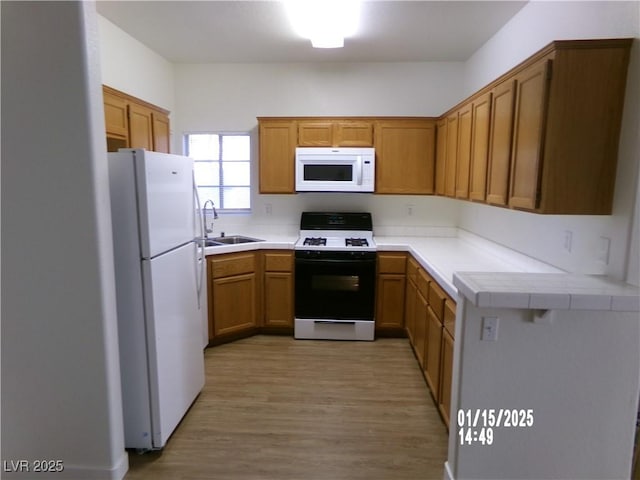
210, 253, 255, 279
417, 269, 430, 299
406, 256, 419, 284
264, 252, 293, 272
378, 253, 406, 274
444, 300, 456, 338
428, 281, 447, 321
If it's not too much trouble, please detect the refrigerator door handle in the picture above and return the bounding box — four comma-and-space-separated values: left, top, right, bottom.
193, 174, 205, 309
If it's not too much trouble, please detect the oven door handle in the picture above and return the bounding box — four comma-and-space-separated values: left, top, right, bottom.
314, 320, 356, 325
295, 258, 376, 266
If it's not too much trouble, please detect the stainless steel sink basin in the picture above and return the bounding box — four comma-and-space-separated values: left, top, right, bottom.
204, 235, 264, 247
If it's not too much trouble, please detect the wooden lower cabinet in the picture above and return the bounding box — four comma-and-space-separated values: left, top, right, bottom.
263, 251, 294, 329
424, 306, 443, 398
438, 328, 454, 428
212, 273, 257, 336
402, 253, 456, 429
413, 289, 428, 369
375, 253, 407, 333
404, 275, 417, 344
208, 252, 258, 342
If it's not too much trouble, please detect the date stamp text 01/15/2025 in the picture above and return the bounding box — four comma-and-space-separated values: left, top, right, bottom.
457, 409, 534, 446
3, 460, 64, 473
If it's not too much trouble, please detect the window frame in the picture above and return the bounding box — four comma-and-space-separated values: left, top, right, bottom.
184, 131, 252, 214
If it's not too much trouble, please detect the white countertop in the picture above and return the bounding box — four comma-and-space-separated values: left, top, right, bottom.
453, 271, 640, 312
374, 231, 563, 299
204, 229, 639, 311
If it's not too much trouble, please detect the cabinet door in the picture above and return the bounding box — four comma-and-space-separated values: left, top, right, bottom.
468, 92, 492, 202
152, 111, 170, 153
404, 276, 417, 344
375, 274, 406, 330
425, 306, 443, 399
444, 113, 458, 197
212, 273, 257, 336
259, 120, 296, 193
128, 103, 153, 151
264, 272, 293, 328
486, 79, 516, 206
438, 328, 454, 429
435, 118, 447, 195
103, 91, 129, 141
455, 104, 473, 199
335, 121, 373, 146
375, 120, 436, 194
298, 121, 333, 146
509, 59, 551, 211
413, 290, 428, 369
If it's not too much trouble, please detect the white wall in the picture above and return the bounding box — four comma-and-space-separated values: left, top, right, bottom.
447, 299, 640, 479
174, 61, 464, 234
458, 1, 640, 282
2, 2, 127, 479
98, 15, 175, 113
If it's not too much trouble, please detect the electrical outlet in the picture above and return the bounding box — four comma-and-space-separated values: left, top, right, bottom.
265, 203, 272, 215
563, 230, 573, 252
406, 204, 414, 216
598, 236, 611, 264
481, 317, 499, 341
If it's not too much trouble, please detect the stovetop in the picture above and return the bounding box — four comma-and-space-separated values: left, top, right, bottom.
295, 212, 376, 252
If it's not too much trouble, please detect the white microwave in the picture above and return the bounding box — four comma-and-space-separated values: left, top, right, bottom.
295, 147, 375, 192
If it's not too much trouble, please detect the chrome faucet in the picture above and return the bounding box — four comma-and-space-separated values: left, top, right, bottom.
202, 199, 218, 237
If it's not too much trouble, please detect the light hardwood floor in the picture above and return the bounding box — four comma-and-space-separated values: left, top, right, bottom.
124, 335, 449, 480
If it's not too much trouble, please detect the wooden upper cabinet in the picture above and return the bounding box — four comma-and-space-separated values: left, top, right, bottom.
258, 118, 297, 194
334, 121, 373, 146
444, 113, 458, 197
508, 58, 551, 211
128, 103, 154, 151
375, 119, 436, 194
151, 111, 170, 153
468, 92, 492, 202
103, 85, 171, 153
533, 40, 631, 214
297, 119, 373, 147
103, 91, 129, 141
298, 121, 333, 146
435, 118, 447, 196
474, 39, 631, 214
486, 79, 516, 206
455, 104, 473, 199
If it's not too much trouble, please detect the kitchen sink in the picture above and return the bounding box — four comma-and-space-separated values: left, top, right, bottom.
204, 235, 264, 247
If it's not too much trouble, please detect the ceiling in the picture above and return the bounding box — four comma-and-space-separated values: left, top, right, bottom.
96, 1, 528, 64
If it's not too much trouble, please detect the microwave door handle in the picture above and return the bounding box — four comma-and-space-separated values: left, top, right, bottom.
356, 156, 363, 185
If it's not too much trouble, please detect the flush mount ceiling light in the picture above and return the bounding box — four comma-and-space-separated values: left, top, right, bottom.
284, 0, 361, 49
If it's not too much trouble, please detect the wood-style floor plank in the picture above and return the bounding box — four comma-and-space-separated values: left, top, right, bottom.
125, 335, 448, 480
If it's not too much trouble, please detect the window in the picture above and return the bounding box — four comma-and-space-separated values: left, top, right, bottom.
186, 133, 251, 212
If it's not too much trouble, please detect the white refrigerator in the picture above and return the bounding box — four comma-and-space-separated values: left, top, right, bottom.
108, 148, 206, 450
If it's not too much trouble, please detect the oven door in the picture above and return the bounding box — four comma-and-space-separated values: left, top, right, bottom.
295, 251, 376, 321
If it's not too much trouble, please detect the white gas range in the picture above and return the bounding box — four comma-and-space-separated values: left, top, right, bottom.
294, 212, 377, 341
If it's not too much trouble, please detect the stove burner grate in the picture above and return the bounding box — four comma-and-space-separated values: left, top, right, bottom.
345, 238, 369, 247
303, 237, 327, 246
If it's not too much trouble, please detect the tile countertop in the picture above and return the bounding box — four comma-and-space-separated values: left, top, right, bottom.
453, 272, 640, 312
